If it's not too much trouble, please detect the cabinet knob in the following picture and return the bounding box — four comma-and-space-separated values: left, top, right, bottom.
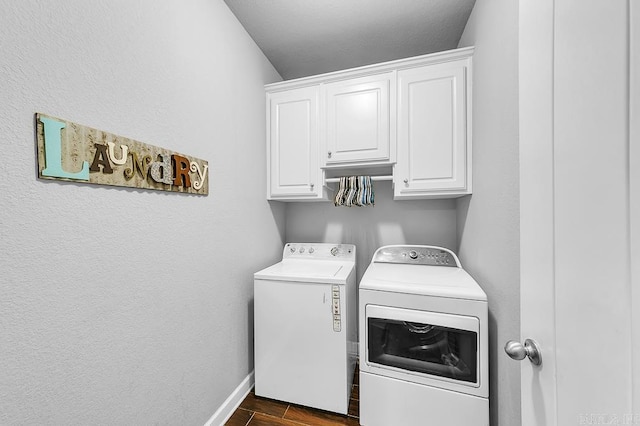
327, 151, 332, 158
403, 178, 409, 185
310, 183, 314, 189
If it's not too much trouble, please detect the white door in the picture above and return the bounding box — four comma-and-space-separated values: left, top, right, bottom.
323, 73, 394, 166
518, 1, 639, 424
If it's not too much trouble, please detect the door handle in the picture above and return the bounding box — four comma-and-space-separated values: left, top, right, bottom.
504, 338, 542, 366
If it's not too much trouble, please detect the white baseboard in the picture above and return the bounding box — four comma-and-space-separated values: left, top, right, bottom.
204, 371, 254, 426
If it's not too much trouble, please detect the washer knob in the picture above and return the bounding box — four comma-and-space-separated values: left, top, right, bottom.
409, 250, 418, 259
330, 247, 339, 256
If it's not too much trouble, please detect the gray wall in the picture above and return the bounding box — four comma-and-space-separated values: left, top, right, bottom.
0, 1, 284, 424
285, 182, 458, 283
285, 7, 521, 424
457, 0, 521, 425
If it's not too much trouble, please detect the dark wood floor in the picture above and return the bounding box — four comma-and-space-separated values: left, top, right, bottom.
225, 366, 360, 426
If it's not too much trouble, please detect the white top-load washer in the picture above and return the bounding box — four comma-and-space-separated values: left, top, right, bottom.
359, 245, 489, 426
254, 243, 357, 414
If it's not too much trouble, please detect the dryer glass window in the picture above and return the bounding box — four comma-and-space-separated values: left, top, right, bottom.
367, 317, 477, 383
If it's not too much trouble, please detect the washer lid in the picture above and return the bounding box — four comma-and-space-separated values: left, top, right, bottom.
254, 259, 354, 284
359, 263, 487, 301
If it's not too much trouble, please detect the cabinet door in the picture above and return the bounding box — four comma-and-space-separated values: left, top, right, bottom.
395, 61, 470, 199
267, 86, 325, 200
323, 73, 394, 167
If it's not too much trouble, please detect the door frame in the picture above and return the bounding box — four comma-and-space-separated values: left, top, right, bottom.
518, 0, 557, 423
630, 0, 640, 416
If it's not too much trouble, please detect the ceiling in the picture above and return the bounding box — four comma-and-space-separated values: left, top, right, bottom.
223, 0, 476, 80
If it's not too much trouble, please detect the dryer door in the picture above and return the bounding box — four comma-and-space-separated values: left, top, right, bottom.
365, 305, 480, 390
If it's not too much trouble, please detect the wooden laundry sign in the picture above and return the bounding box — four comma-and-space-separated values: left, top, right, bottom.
35, 113, 208, 195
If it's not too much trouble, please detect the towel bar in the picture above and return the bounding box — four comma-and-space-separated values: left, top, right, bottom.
325, 175, 393, 184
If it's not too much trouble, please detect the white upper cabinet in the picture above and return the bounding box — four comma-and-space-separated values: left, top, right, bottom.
267, 86, 328, 201
322, 72, 395, 167
265, 47, 473, 202
394, 57, 471, 199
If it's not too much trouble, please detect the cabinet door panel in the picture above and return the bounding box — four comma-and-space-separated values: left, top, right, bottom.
268, 87, 324, 200
395, 61, 470, 198
324, 73, 394, 166
335, 90, 379, 152
276, 100, 311, 186
409, 76, 455, 180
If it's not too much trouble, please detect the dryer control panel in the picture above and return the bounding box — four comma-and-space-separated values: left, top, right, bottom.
372, 245, 460, 267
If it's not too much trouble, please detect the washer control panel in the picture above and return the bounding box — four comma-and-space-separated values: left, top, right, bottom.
331, 285, 341, 332
283, 243, 355, 261
372, 245, 459, 267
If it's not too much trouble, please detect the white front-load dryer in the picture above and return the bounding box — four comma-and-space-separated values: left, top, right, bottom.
359, 245, 489, 426
254, 243, 357, 414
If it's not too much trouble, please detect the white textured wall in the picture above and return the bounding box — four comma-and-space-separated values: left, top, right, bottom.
456, 0, 521, 425
285, 182, 458, 281
0, 1, 284, 424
